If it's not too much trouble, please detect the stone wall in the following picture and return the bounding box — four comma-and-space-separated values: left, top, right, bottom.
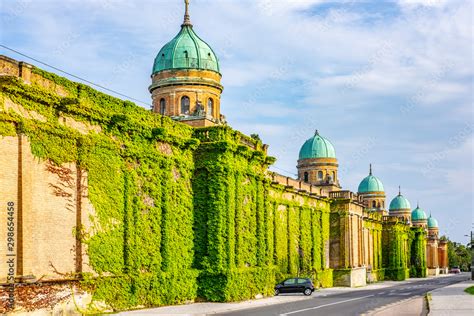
0, 136, 92, 282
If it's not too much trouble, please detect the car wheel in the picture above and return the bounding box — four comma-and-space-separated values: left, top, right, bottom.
275, 289, 280, 296
304, 288, 312, 296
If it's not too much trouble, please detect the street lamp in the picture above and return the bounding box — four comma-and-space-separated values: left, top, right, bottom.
464, 231, 474, 280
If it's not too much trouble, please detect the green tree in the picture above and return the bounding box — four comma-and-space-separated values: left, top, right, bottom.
443, 236, 472, 271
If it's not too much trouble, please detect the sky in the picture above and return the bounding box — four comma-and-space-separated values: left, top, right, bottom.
1, 0, 473, 243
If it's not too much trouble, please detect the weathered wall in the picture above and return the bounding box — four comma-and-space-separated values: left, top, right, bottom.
192, 127, 333, 302
382, 219, 411, 281
0, 56, 334, 312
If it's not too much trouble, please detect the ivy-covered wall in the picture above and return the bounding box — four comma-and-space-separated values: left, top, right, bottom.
382, 221, 410, 280
409, 227, 427, 278
0, 62, 333, 310
192, 127, 333, 301
0, 69, 202, 310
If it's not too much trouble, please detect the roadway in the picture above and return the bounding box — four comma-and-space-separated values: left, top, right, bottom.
216, 273, 469, 316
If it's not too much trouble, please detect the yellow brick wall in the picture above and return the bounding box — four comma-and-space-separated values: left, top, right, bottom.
0, 135, 92, 282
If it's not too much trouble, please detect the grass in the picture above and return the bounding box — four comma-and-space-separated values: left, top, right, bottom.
464, 286, 474, 295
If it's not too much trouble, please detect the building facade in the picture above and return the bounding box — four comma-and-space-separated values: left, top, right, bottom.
0, 1, 449, 312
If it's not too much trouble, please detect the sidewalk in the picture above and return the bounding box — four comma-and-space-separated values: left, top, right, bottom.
118, 278, 438, 315
428, 279, 474, 316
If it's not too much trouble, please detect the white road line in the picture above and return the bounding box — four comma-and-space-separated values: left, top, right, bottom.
280, 295, 374, 315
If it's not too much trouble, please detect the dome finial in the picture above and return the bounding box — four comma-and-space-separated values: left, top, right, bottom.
369, 163, 372, 175
182, 0, 192, 26
315, 129, 319, 136
417, 200, 419, 208
398, 185, 401, 196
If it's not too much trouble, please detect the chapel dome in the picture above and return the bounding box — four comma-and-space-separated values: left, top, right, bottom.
298, 130, 336, 159
152, 11, 219, 74
358, 165, 384, 193
427, 215, 439, 228
411, 205, 428, 221
389, 190, 411, 210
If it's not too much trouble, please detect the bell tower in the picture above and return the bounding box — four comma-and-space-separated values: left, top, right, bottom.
149, 0, 224, 127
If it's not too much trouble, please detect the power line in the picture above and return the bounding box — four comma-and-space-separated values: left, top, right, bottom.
270, 165, 297, 177
0, 44, 152, 107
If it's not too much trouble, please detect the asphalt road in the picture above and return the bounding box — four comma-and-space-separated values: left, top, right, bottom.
216, 273, 469, 316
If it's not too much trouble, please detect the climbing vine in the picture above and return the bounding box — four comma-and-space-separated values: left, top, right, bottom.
1, 66, 332, 309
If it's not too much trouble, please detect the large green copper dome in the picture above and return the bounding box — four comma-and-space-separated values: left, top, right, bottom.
358, 165, 384, 193
152, 25, 220, 74
299, 130, 336, 159
411, 205, 427, 221
389, 189, 411, 210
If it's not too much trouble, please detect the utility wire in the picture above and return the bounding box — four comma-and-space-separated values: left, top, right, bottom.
270, 165, 297, 177
0, 44, 152, 107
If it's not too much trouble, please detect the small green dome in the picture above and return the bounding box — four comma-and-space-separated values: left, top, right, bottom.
299, 130, 336, 159
358, 165, 384, 193
389, 189, 411, 210
428, 215, 439, 228
411, 205, 427, 221
153, 25, 220, 74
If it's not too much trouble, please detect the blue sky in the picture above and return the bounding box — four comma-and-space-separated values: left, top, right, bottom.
1, 0, 472, 243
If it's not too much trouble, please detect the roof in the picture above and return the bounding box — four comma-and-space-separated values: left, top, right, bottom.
389, 191, 411, 210
428, 215, 439, 228
152, 25, 220, 74
411, 205, 428, 221
358, 165, 384, 193
298, 130, 336, 159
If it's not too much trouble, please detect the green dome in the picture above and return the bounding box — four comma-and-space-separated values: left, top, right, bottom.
152, 25, 220, 74
389, 191, 411, 210
411, 206, 427, 221
357, 165, 384, 193
428, 215, 439, 228
299, 130, 336, 159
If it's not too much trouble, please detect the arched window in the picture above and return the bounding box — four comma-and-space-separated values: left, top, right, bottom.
317, 171, 323, 180
159, 98, 166, 115
304, 172, 309, 182
181, 96, 190, 114
372, 201, 376, 208
207, 98, 214, 116
332, 171, 336, 181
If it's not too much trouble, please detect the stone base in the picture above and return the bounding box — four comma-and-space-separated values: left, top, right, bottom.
428, 267, 440, 276
333, 267, 367, 287
367, 268, 385, 283
439, 267, 449, 274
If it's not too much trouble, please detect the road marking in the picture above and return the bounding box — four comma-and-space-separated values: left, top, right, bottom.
280, 295, 374, 315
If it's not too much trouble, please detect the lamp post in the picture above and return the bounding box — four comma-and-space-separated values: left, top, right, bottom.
465, 231, 474, 280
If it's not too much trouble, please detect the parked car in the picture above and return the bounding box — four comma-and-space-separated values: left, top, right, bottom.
449, 266, 461, 274
274, 278, 315, 296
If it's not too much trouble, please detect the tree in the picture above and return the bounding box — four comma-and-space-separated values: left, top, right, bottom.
443, 236, 472, 271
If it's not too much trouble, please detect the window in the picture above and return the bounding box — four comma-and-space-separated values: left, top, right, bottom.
297, 278, 309, 284
159, 98, 166, 115
304, 172, 309, 182
181, 96, 190, 114
317, 171, 323, 180
332, 171, 336, 181
283, 278, 296, 285
372, 201, 376, 208
207, 98, 214, 115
